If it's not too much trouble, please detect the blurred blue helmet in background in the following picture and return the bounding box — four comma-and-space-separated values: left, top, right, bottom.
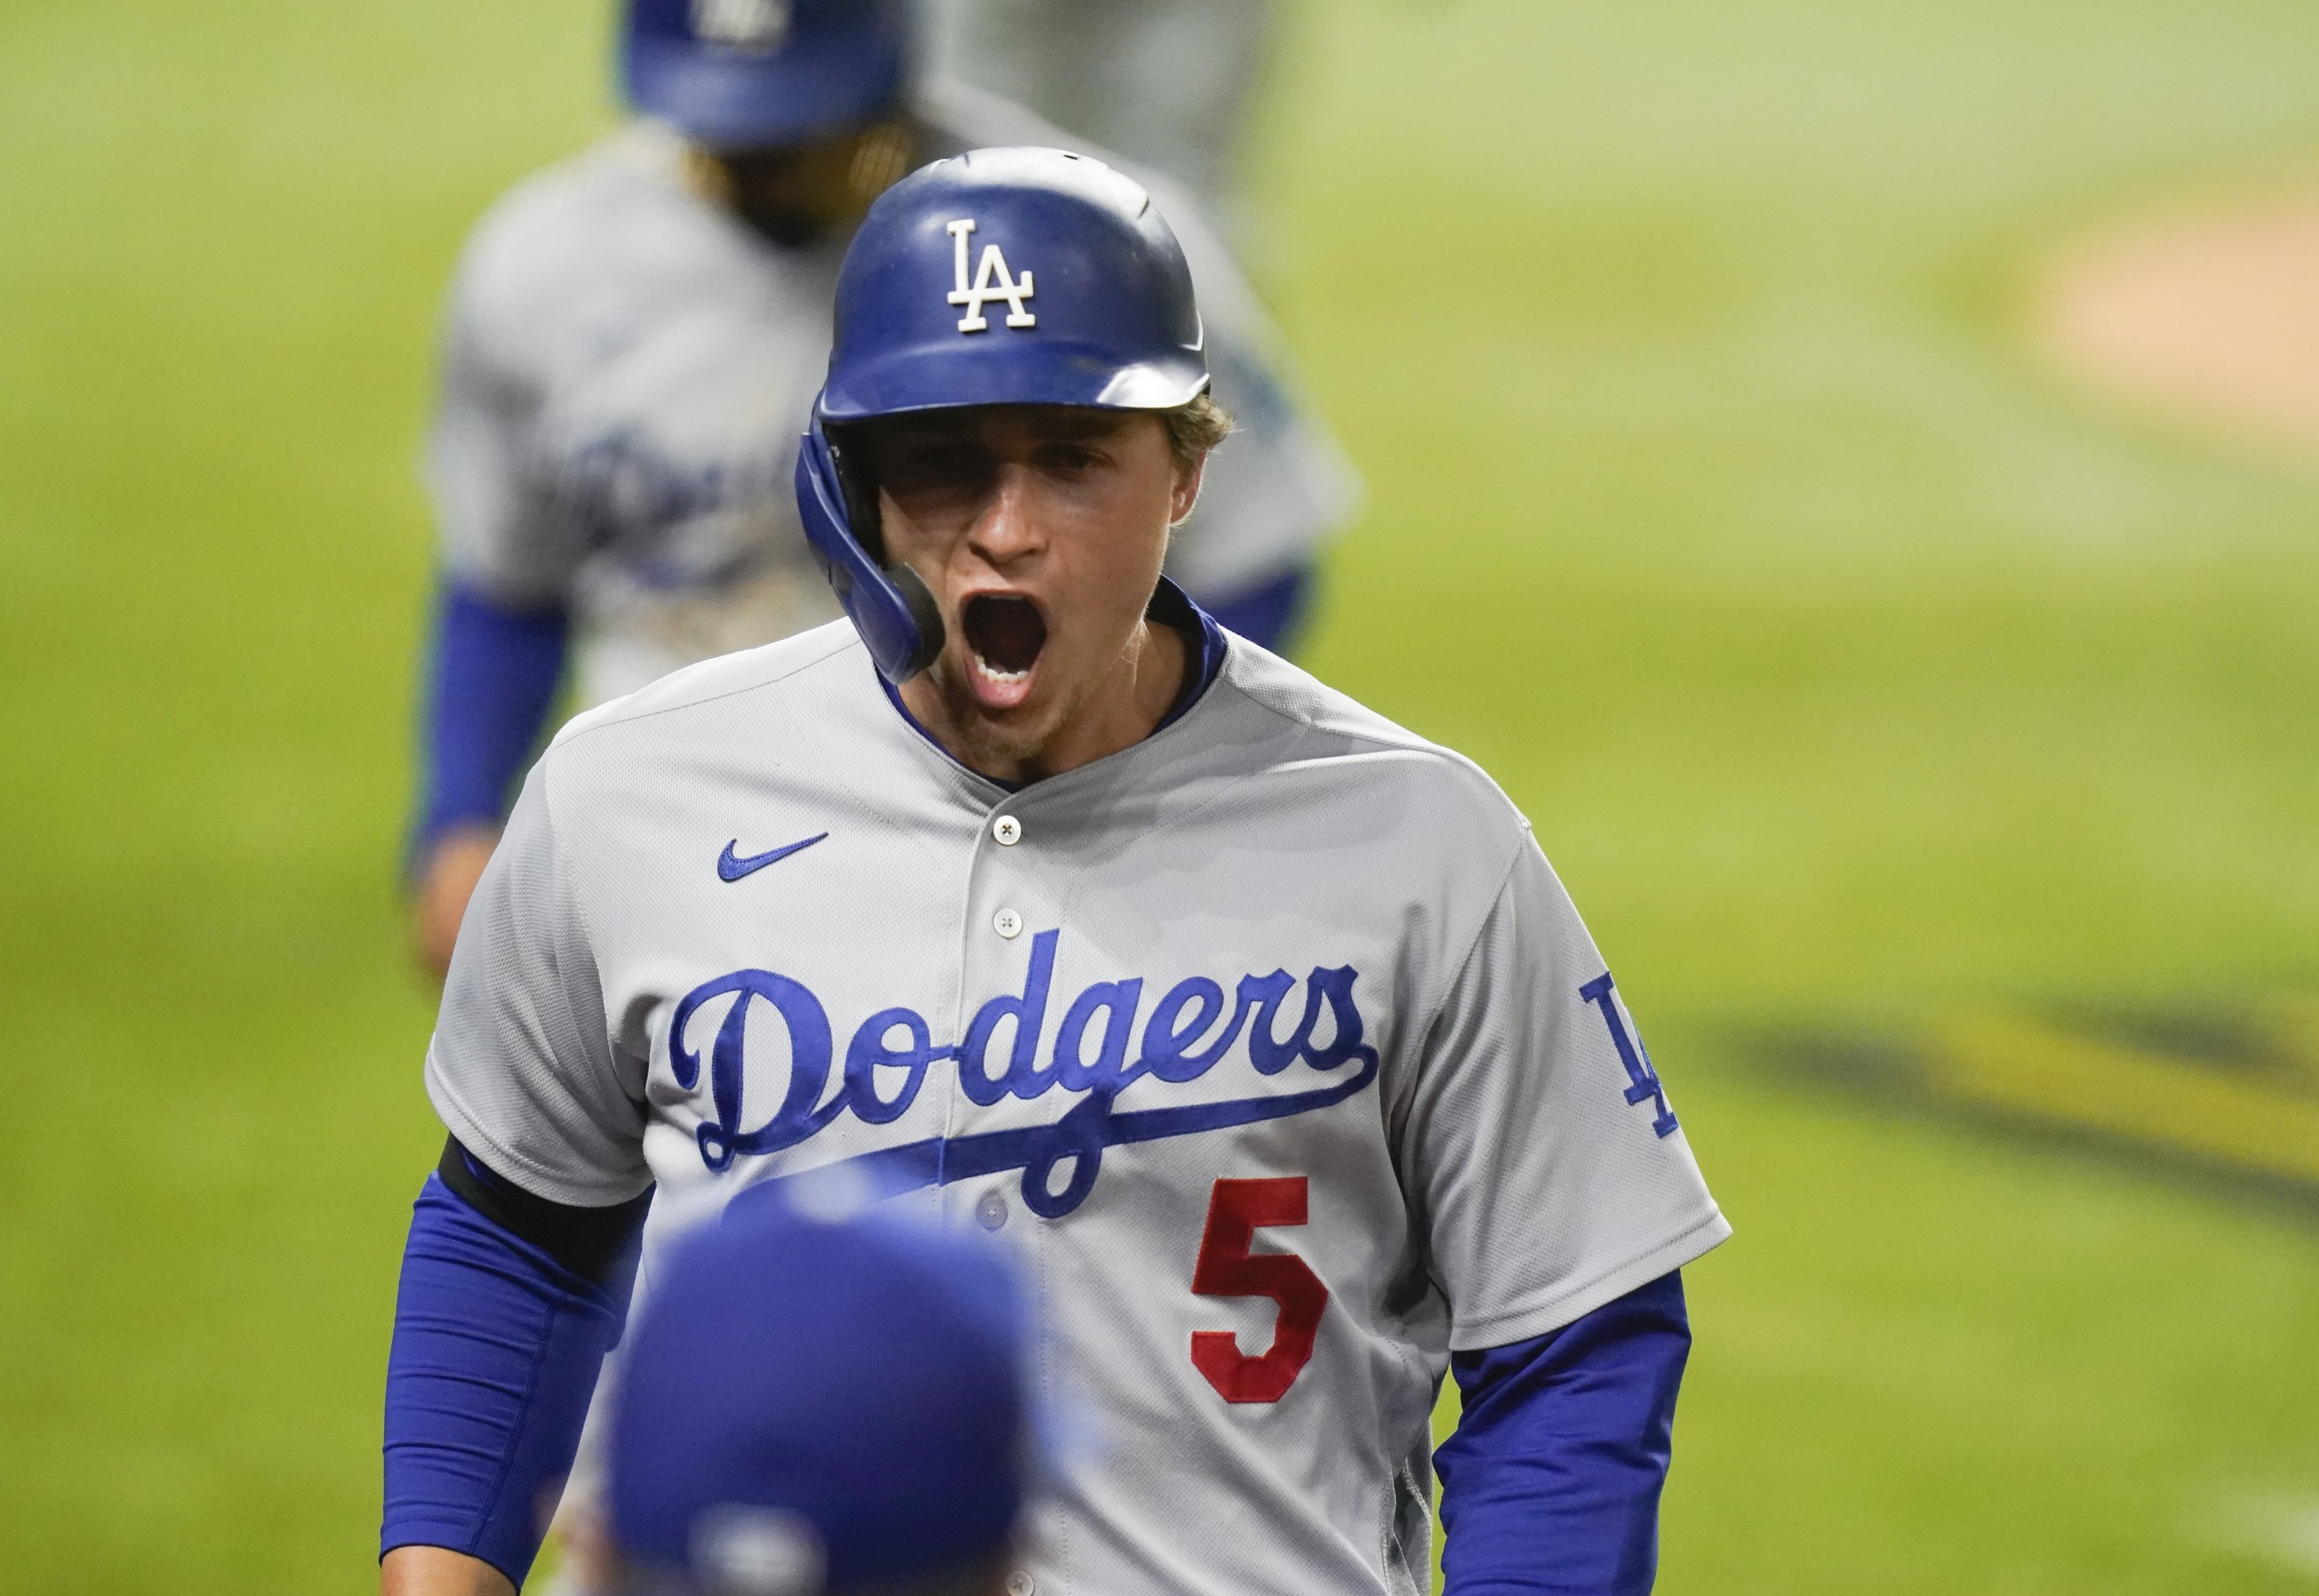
610, 1195, 1032, 1594
795, 146, 1210, 680
623, 0, 910, 150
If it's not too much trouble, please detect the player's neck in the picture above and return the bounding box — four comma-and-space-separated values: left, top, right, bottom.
902, 618, 1186, 787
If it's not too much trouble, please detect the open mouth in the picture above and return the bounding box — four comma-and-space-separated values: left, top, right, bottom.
960, 593, 1048, 707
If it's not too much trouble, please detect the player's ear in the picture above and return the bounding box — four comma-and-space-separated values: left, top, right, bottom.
1168, 450, 1207, 528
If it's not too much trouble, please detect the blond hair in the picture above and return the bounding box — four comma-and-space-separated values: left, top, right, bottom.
1161, 391, 1234, 470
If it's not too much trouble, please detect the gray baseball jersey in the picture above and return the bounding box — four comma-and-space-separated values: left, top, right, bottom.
428, 81, 1358, 707
429, 620, 1728, 1596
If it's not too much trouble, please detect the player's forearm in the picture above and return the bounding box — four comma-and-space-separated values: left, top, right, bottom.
380, 1545, 515, 1596
1436, 1270, 1692, 1594
411, 578, 570, 861
380, 1150, 647, 1588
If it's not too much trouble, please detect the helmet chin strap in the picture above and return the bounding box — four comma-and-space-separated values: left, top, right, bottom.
795, 419, 946, 683
887, 565, 946, 679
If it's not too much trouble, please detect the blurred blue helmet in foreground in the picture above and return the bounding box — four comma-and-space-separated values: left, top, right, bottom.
609, 1197, 1031, 1594
624, 0, 908, 150
794, 146, 1210, 680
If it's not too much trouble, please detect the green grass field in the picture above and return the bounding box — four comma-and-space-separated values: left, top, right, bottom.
5, 1, 2319, 1590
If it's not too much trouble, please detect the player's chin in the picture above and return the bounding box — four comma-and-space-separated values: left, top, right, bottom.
957, 592, 1048, 715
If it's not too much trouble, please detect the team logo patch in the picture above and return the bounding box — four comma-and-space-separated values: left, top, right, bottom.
946, 219, 1037, 334
668, 929, 1379, 1216
1580, 973, 1679, 1137
691, 0, 788, 53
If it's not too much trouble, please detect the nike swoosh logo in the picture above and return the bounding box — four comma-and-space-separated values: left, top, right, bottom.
717, 832, 829, 882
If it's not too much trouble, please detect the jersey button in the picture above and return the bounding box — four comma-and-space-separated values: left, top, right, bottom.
976, 1190, 1007, 1231
992, 814, 1022, 846
992, 908, 1024, 940
1005, 1574, 1035, 1596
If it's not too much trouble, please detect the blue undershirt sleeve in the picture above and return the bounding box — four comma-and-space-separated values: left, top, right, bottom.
412, 578, 570, 862
380, 1174, 635, 1586
1436, 1270, 1694, 1595
1200, 560, 1315, 655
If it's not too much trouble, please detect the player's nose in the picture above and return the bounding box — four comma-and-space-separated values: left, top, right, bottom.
965, 462, 1048, 567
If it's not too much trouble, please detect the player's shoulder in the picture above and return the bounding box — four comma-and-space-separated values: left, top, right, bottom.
523, 623, 879, 872
557, 616, 867, 737
449, 122, 698, 324
1207, 637, 1534, 849
533, 621, 871, 811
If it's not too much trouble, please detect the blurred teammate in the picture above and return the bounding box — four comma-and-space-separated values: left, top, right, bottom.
919, 0, 1279, 236
379, 147, 1723, 1596
408, 0, 1356, 974
605, 1198, 1032, 1596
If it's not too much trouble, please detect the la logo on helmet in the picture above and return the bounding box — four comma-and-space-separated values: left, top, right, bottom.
691, 0, 788, 53
946, 220, 1036, 334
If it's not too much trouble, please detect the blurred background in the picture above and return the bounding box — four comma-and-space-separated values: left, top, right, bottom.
5, 0, 2318, 1591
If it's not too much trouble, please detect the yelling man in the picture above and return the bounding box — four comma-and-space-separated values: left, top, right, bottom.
380, 147, 1726, 1596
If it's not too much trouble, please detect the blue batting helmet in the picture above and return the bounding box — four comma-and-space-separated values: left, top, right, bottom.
623, 0, 908, 150
608, 1198, 1033, 1594
794, 146, 1211, 681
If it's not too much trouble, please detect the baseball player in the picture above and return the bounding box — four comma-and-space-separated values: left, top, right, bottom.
606, 1195, 1034, 1596
408, 0, 1355, 976
380, 149, 1727, 1596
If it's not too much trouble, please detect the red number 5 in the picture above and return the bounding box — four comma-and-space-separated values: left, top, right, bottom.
1190, 1177, 1328, 1403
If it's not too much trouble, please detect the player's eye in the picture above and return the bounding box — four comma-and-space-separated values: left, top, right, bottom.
883, 439, 988, 493
1036, 443, 1105, 472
